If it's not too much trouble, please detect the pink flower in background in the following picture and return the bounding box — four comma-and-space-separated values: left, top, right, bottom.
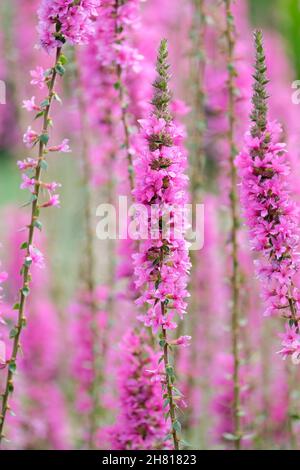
28, 246, 45, 269
278, 324, 300, 363
172, 335, 192, 348
30, 66, 46, 89
22, 96, 40, 112
48, 139, 71, 153
170, 99, 191, 116
0, 271, 8, 284
0, 340, 6, 369
99, 330, 171, 450
17, 158, 38, 171
0, 270, 7, 304
23, 126, 38, 148
43, 181, 62, 192
114, 43, 144, 73
20, 174, 36, 193
40, 194, 60, 208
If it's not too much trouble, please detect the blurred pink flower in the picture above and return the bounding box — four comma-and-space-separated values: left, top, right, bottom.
23, 126, 38, 148
22, 96, 40, 112
30, 66, 46, 89
48, 139, 71, 153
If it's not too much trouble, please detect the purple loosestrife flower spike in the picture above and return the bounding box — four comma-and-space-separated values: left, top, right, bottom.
236, 30, 300, 364
133, 39, 191, 450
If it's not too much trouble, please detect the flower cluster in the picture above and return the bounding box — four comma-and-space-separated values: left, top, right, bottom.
278, 324, 300, 364
37, 0, 100, 53
132, 39, 190, 450
97, 0, 143, 74
133, 43, 190, 333
236, 31, 300, 361
101, 330, 171, 450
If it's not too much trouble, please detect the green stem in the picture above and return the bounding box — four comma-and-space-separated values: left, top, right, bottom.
0, 47, 62, 444
114, 0, 135, 192
75, 56, 101, 449
224, 0, 241, 450
161, 321, 180, 450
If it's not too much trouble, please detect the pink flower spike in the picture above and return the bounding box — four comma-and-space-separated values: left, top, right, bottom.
48, 139, 71, 153
20, 174, 36, 193
23, 126, 39, 148
30, 66, 46, 89
29, 245, 45, 269
22, 96, 41, 112
40, 194, 60, 208
0, 340, 6, 369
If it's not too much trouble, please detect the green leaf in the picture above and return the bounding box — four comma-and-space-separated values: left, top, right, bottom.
59, 54, 68, 65
114, 81, 121, 90
53, 92, 62, 104
9, 328, 18, 339
8, 382, 14, 393
8, 362, 16, 373
39, 133, 49, 145
24, 257, 32, 268
163, 398, 170, 408
20, 242, 28, 250
34, 220, 43, 231
40, 99, 50, 108
173, 420, 181, 434
40, 160, 48, 171
22, 287, 30, 297
34, 111, 44, 120
13, 303, 20, 310
55, 64, 65, 76
166, 365, 174, 377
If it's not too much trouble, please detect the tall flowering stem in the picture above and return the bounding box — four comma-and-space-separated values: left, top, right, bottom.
133, 40, 191, 450
236, 31, 300, 364
224, 0, 242, 449
0, 47, 63, 443
190, 0, 206, 195
113, 0, 138, 192
75, 59, 101, 449
0, 0, 99, 444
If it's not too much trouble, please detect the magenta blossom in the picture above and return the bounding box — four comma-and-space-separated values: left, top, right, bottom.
20, 174, 36, 193
17, 158, 38, 171
30, 66, 46, 89
48, 139, 71, 153
37, 0, 100, 52
23, 126, 39, 148
28, 246, 45, 269
22, 96, 40, 112
40, 194, 60, 208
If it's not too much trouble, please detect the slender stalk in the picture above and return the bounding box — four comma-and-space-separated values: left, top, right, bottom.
190, 0, 206, 194
75, 57, 101, 449
224, 0, 241, 450
114, 0, 135, 192
0, 47, 62, 444
160, 233, 179, 450
185, 0, 207, 445
161, 322, 180, 450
